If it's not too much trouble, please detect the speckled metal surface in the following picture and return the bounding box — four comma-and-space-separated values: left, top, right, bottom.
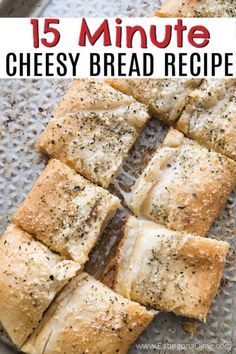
0, 1, 235, 353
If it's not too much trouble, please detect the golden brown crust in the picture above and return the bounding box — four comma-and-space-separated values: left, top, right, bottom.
22, 273, 154, 354
156, 0, 236, 17
106, 79, 202, 125
0, 224, 80, 347
12, 159, 120, 264
114, 216, 229, 321
177, 79, 236, 161
128, 129, 236, 236
36, 79, 150, 188
100, 253, 119, 290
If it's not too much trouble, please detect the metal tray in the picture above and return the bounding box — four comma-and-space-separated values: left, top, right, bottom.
0, 1, 235, 353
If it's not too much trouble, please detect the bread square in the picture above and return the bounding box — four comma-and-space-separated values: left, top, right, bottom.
107, 79, 201, 125
22, 272, 154, 354
12, 159, 120, 264
177, 79, 236, 161
36, 79, 150, 188
156, 0, 235, 17
114, 216, 229, 321
128, 129, 236, 236
0, 224, 80, 347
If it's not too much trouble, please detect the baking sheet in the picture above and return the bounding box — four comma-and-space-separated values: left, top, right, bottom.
0, 1, 235, 353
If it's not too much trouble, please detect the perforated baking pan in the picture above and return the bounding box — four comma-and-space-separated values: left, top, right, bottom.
0, 0, 235, 353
